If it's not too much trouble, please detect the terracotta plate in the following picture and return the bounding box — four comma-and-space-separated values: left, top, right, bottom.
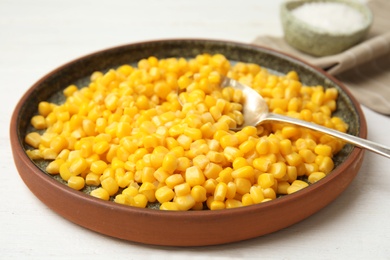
10, 39, 366, 246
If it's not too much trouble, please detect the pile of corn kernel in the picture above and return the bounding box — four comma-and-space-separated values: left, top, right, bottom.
25, 53, 348, 211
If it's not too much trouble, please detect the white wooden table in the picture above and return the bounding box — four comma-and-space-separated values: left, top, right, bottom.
1, 0, 389, 259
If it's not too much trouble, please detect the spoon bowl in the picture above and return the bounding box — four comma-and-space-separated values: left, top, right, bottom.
222, 77, 390, 159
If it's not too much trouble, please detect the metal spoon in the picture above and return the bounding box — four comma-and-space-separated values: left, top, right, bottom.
221, 77, 390, 159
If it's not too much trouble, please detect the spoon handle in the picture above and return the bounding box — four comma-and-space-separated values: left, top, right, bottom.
266, 113, 390, 159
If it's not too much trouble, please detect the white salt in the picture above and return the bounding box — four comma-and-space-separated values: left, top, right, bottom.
291, 2, 366, 35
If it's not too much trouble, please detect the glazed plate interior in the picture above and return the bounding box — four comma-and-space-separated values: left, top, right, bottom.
10, 39, 366, 246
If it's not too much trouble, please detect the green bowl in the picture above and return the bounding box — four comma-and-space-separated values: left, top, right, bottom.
281, 0, 373, 57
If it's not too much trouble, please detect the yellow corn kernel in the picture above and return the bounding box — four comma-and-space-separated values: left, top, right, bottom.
176, 156, 191, 172
209, 106, 222, 121
210, 200, 225, 210
193, 154, 210, 170
234, 178, 252, 195
286, 165, 298, 183
232, 157, 248, 170
133, 194, 148, 208
239, 139, 256, 154
26, 149, 42, 160
50, 135, 68, 154
150, 152, 165, 170
256, 138, 270, 155
31, 115, 47, 130
279, 139, 292, 155
184, 127, 202, 140
161, 153, 178, 174
262, 187, 276, 200
174, 194, 196, 211
63, 84, 78, 97
122, 185, 139, 197
250, 186, 264, 203
68, 176, 85, 190
225, 199, 243, 209
252, 154, 276, 172
308, 171, 326, 183
117, 171, 133, 188
45, 112, 57, 127
218, 167, 233, 183
152, 167, 169, 183
93, 141, 110, 155
41, 148, 58, 160
191, 185, 207, 202
25, 132, 41, 148
38, 101, 53, 117
284, 152, 303, 167
69, 157, 88, 176
304, 163, 319, 176
177, 134, 192, 150
220, 134, 239, 149
178, 75, 191, 90
90, 187, 110, 201
59, 162, 73, 181
168, 124, 184, 137
258, 173, 275, 189
141, 166, 156, 183
223, 146, 243, 162
165, 173, 184, 189
160, 202, 180, 211
85, 173, 101, 186
277, 181, 290, 195
287, 180, 309, 194
142, 135, 160, 149
101, 176, 119, 196
225, 181, 237, 199
113, 194, 126, 205
318, 156, 334, 174
214, 182, 227, 201
45, 159, 63, 174
90, 160, 108, 175
174, 182, 191, 196
299, 149, 316, 163
231, 165, 255, 180
203, 178, 218, 194
207, 151, 224, 163
241, 193, 254, 206
185, 166, 206, 187
314, 144, 332, 157
138, 182, 156, 202
270, 161, 287, 179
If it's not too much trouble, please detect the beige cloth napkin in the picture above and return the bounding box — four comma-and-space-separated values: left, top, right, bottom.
253, 0, 390, 115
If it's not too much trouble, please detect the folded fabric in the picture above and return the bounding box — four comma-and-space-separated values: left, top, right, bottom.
253, 0, 390, 115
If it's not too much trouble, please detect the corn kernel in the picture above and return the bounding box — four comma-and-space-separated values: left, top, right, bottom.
258, 173, 275, 189
86, 173, 101, 186
185, 166, 206, 187
101, 176, 119, 196
210, 200, 225, 210
160, 202, 180, 211
68, 176, 85, 190
225, 199, 243, 209
175, 194, 196, 211
90, 187, 110, 201
234, 178, 252, 195
191, 185, 207, 202
165, 174, 184, 189
308, 171, 326, 183
25, 132, 41, 148
287, 180, 309, 194
174, 182, 191, 196
250, 186, 264, 203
